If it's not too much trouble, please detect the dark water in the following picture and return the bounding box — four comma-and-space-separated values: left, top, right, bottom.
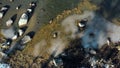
0, 0, 119, 29
0, 0, 81, 29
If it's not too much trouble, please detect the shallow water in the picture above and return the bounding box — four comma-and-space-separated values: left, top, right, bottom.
61, 11, 120, 49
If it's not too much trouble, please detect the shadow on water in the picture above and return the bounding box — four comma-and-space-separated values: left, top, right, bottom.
1, 5, 10, 18
27, 2, 37, 21
20, 26, 28, 32
11, 14, 17, 22
27, 31, 35, 38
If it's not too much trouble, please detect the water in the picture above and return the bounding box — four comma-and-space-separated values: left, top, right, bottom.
61, 11, 120, 49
